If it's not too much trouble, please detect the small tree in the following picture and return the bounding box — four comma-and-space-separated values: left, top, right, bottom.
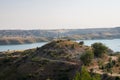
73, 72, 81, 80
79, 41, 84, 45
80, 50, 94, 65
73, 66, 101, 80
80, 66, 92, 80
73, 66, 91, 80
92, 43, 108, 58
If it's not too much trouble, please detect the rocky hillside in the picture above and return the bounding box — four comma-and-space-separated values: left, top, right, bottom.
36, 40, 87, 60
0, 40, 119, 80
0, 40, 85, 80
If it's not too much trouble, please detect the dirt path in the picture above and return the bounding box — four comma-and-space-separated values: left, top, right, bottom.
94, 70, 120, 77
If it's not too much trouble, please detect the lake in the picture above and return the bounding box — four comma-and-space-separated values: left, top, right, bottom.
0, 39, 120, 52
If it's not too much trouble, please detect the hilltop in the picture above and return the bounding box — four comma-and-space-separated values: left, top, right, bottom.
0, 40, 85, 80
36, 40, 87, 60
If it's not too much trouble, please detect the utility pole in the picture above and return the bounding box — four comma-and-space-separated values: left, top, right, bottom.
57, 32, 60, 40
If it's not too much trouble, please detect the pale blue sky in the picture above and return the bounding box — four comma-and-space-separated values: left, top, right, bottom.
0, 0, 120, 29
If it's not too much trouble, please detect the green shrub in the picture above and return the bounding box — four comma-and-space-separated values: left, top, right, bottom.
73, 66, 101, 80
79, 41, 84, 45
92, 43, 108, 58
80, 50, 94, 65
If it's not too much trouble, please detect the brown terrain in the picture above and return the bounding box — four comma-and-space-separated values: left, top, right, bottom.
0, 40, 120, 80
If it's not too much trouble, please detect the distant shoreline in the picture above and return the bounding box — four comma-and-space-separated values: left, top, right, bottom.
0, 27, 120, 45
0, 38, 119, 45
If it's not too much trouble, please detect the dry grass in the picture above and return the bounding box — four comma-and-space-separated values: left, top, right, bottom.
0, 37, 49, 45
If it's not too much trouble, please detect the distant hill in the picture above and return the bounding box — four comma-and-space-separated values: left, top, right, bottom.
0, 27, 120, 45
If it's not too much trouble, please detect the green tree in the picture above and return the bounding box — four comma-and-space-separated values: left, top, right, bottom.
73, 66, 91, 80
80, 50, 94, 65
91, 74, 101, 80
92, 43, 108, 58
73, 72, 81, 80
80, 66, 92, 80
73, 66, 101, 80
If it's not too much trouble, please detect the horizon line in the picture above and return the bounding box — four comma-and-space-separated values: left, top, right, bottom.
0, 26, 119, 30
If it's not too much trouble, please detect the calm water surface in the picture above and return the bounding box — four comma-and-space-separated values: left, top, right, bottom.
78, 39, 120, 52
0, 39, 120, 52
0, 42, 46, 52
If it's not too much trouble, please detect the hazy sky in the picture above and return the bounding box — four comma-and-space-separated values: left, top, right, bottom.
0, 0, 120, 29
